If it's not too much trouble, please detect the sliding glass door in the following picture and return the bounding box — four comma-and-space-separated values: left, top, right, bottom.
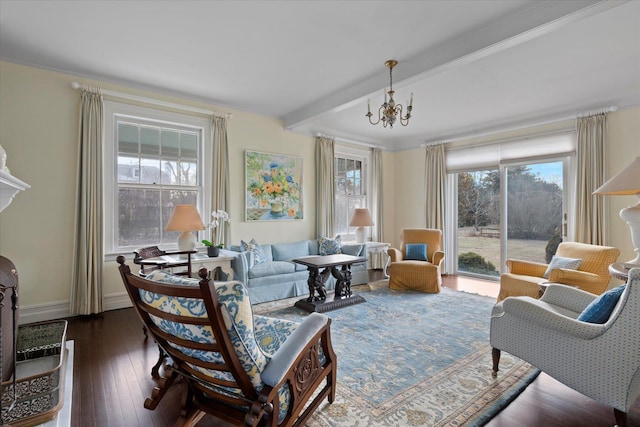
456, 169, 500, 277
455, 159, 567, 279
505, 161, 564, 265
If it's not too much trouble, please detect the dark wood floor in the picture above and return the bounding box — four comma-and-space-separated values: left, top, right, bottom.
64, 273, 640, 427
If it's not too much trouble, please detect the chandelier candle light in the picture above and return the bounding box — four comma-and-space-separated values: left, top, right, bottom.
165, 204, 206, 252
366, 60, 413, 128
594, 156, 640, 265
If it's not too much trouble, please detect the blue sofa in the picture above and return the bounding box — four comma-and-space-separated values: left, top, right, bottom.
222, 239, 368, 304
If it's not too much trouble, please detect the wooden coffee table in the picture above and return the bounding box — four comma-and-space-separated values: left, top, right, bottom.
293, 254, 367, 313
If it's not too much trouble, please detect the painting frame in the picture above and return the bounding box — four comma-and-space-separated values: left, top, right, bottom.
245, 150, 303, 222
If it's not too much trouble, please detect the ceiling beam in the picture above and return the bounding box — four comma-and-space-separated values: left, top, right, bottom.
283, 0, 625, 131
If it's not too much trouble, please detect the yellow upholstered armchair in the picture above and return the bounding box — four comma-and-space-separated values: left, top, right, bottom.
387, 228, 445, 293
497, 242, 620, 301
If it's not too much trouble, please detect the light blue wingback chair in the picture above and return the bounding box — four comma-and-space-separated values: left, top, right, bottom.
490, 268, 640, 427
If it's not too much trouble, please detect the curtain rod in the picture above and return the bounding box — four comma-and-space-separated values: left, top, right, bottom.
576, 106, 618, 118
70, 82, 232, 119
315, 133, 384, 150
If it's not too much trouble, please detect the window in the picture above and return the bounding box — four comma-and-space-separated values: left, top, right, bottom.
334, 144, 370, 240
104, 101, 211, 255
445, 132, 575, 279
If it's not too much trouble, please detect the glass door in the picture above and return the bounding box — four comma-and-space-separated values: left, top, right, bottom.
504, 160, 565, 265
456, 169, 500, 277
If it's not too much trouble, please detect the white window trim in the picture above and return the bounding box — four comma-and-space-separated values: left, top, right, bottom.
334, 142, 372, 241
103, 100, 212, 257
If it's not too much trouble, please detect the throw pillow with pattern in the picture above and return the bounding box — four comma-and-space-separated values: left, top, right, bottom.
241, 238, 266, 266
319, 236, 342, 255
543, 255, 583, 279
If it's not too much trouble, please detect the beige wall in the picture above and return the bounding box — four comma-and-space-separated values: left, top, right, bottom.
388, 108, 640, 281
1, 60, 638, 321
0, 61, 318, 321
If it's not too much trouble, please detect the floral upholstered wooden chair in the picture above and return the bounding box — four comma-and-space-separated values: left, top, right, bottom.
117, 256, 337, 427
387, 228, 445, 293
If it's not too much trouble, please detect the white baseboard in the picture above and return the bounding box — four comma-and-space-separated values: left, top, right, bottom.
18, 292, 133, 324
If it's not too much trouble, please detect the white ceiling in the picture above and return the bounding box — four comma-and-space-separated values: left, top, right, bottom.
1, 0, 639, 151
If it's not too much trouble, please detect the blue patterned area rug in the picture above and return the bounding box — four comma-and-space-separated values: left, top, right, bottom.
254, 281, 539, 426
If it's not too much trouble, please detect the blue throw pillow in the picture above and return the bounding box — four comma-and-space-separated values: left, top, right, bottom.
319, 236, 342, 255
577, 285, 625, 324
241, 239, 266, 266
543, 255, 582, 279
405, 243, 428, 261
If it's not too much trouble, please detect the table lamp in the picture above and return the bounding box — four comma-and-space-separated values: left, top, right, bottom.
165, 204, 205, 251
350, 208, 374, 243
594, 156, 640, 264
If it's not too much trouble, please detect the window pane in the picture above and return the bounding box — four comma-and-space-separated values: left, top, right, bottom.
118, 123, 139, 154
140, 126, 160, 156
336, 177, 346, 196
181, 132, 198, 159
140, 157, 161, 184
180, 160, 197, 186
161, 189, 199, 244
162, 129, 180, 158
162, 160, 179, 185
506, 162, 563, 264
335, 197, 348, 235
118, 188, 162, 247
457, 170, 500, 277
117, 155, 140, 183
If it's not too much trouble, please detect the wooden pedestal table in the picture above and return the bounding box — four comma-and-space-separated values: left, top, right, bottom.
293, 254, 367, 313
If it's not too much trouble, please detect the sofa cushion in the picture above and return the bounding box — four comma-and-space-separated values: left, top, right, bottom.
248, 261, 296, 279
319, 236, 342, 255
272, 241, 310, 261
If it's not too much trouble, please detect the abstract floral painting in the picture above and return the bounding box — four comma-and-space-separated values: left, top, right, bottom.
245, 150, 303, 221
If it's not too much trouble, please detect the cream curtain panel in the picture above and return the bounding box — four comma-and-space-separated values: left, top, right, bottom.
575, 114, 607, 245
211, 116, 230, 247
425, 144, 446, 231
371, 148, 384, 242
71, 89, 104, 315
316, 136, 335, 238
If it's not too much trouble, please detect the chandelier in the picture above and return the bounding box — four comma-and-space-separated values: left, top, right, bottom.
366, 59, 413, 128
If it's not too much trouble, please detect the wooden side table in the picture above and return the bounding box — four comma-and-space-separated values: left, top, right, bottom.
191, 254, 234, 280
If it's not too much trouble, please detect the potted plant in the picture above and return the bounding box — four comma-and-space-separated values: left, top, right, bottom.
202, 210, 230, 257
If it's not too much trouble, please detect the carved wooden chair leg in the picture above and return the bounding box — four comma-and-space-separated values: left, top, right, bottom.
174, 409, 206, 427
144, 368, 179, 410
491, 348, 501, 377
151, 344, 168, 378
614, 408, 627, 427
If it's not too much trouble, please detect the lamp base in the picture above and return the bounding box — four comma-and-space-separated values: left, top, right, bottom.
620, 198, 640, 264
177, 231, 197, 252
355, 227, 367, 244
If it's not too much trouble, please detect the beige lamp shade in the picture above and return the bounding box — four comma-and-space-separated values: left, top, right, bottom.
165, 205, 205, 251
350, 208, 374, 243
594, 156, 640, 264
593, 156, 640, 195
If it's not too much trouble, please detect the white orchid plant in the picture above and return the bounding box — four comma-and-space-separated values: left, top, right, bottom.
201, 210, 230, 249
